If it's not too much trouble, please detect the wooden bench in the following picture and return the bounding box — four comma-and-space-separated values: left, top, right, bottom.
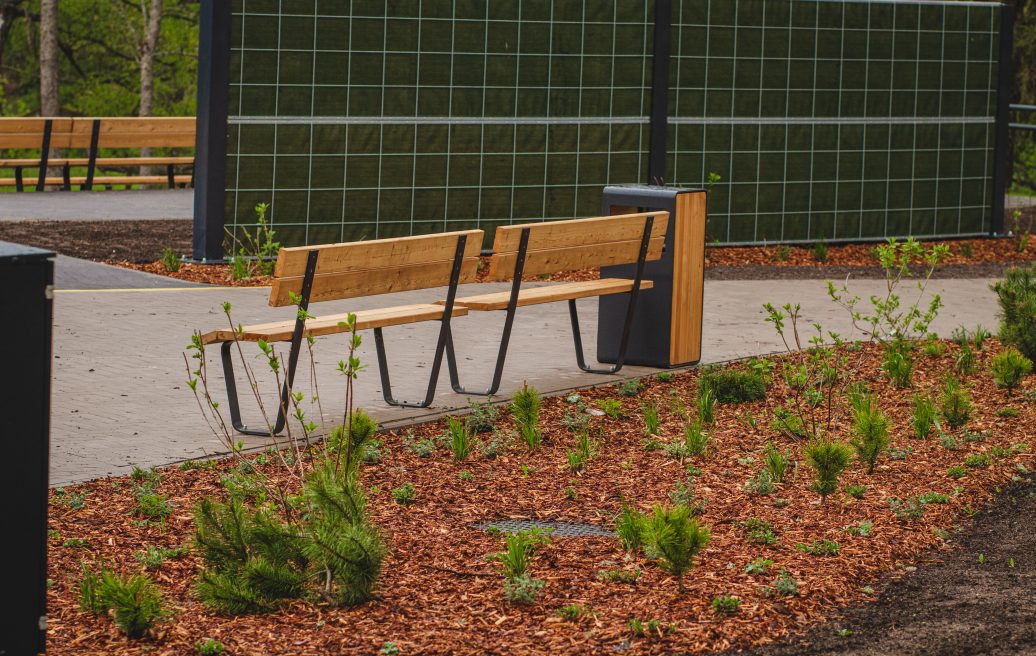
0, 117, 194, 191
199, 229, 482, 435
442, 210, 669, 396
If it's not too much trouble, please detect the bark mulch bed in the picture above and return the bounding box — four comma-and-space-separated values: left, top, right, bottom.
0, 219, 192, 262
47, 340, 1034, 655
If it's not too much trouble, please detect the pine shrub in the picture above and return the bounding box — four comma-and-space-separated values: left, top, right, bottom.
78, 564, 167, 638
990, 347, 1033, 394
850, 396, 890, 474
638, 504, 710, 592
992, 264, 1036, 361
911, 393, 937, 440
804, 439, 854, 502
763, 443, 791, 483
939, 378, 972, 428
510, 384, 543, 450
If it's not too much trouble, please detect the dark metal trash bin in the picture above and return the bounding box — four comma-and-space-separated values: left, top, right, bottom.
598, 185, 707, 369
0, 242, 54, 655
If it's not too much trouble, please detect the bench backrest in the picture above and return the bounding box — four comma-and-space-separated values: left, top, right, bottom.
0, 117, 195, 150
268, 230, 484, 307
485, 211, 670, 280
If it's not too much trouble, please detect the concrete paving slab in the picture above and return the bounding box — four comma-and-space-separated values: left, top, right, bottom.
0, 189, 193, 221
49, 275, 1002, 486
55, 255, 203, 290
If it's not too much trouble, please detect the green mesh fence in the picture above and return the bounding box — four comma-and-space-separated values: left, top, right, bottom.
669, 0, 1001, 244
224, 0, 1003, 248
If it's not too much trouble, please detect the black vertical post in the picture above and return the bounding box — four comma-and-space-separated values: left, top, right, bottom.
991, 4, 1015, 236
193, 0, 232, 262
0, 242, 54, 655
648, 0, 673, 186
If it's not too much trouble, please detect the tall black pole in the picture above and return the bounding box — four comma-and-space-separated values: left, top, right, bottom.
648, 0, 673, 186
193, 0, 232, 261
0, 242, 54, 655
991, 3, 1015, 236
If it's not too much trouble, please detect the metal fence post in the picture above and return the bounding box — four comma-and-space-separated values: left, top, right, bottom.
648, 0, 673, 186
193, 0, 232, 262
991, 3, 1015, 236
0, 242, 54, 655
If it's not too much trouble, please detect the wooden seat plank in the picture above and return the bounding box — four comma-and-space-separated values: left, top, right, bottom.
0, 156, 195, 168
200, 303, 468, 345
0, 175, 193, 187
445, 278, 654, 312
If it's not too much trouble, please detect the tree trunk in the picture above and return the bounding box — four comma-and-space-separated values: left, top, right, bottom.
39, 0, 59, 182
138, 0, 162, 177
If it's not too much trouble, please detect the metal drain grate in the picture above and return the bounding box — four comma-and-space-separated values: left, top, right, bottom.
475, 519, 614, 538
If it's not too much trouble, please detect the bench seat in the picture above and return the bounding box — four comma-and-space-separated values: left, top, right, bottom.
200, 303, 469, 345
444, 278, 654, 312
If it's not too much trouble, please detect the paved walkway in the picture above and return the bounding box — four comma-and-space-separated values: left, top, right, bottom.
54, 255, 202, 290
50, 275, 1001, 485
0, 189, 192, 221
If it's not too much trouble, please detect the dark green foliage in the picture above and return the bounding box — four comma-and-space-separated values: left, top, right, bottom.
804, 439, 854, 502
882, 340, 914, 388
328, 409, 379, 466
845, 484, 867, 499
939, 378, 973, 428
619, 379, 645, 397
642, 401, 661, 436
134, 545, 189, 570
510, 384, 543, 450
850, 396, 890, 474
194, 463, 384, 613
597, 568, 641, 584
161, 247, 181, 273
392, 483, 416, 505
990, 347, 1033, 394
615, 498, 645, 551
465, 400, 500, 433
992, 264, 1036, 361
948, 465, 967, 479
492, 529, 552, 604
813, 239, 828, 262
683, 419, 710, 457
744, 557, 774, 575
796, 539, 841, 556
889, 496, 925, 520
771, 569, 799, 596
597, 398, 624, 419
503, 574, 545, 604
911, 393, 937, 440
131, 466, 161, 488
639, 505, 710, 592
771, 406, 807, 439
445, 416, 473, 460
763, 443, 792, 483
196, 639, 225, 655
955, 342, 977, 375
699, 366, 768, 403
134, 487, 174, 521
402, 431, 437, 458
964, 453, 992, 468
741, 518, 779, 546
711, 595, 741, 614
78, 564, 167, 638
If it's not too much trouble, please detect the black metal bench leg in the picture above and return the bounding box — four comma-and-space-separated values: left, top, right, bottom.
445, 305, 517, 397
374, 324, 450, 409
569, 299, 625, 374
219, 341, 289, 437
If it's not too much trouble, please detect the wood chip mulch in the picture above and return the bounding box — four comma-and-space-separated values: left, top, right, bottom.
47, 340, 1035, 655
110, 235, 1036, 287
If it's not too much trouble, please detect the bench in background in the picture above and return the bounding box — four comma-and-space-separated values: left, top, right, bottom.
442, 210, 669, 396
199, 230, 483, 435
0, 117, 194, 191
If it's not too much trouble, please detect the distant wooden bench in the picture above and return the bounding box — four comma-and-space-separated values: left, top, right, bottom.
442, 211, 668, 396
199, 230, 482, 435
0, 117, 194, 191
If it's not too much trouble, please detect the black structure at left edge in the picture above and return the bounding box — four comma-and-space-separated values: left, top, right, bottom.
193, 0, 232, 262
991, 2, 1015, 237
0, 242, 54, 655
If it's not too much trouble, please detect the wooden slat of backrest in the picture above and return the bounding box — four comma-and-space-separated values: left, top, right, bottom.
268, 230, 483, 307
492, 211, 668, 253
270, 259, 481, 307
70, 117, 196, 148
0, 118, 75, 149
274, 230, 482, 278
486, 211, 669, 280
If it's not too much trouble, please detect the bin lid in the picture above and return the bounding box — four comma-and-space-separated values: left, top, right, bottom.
0, 241, 56, 263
